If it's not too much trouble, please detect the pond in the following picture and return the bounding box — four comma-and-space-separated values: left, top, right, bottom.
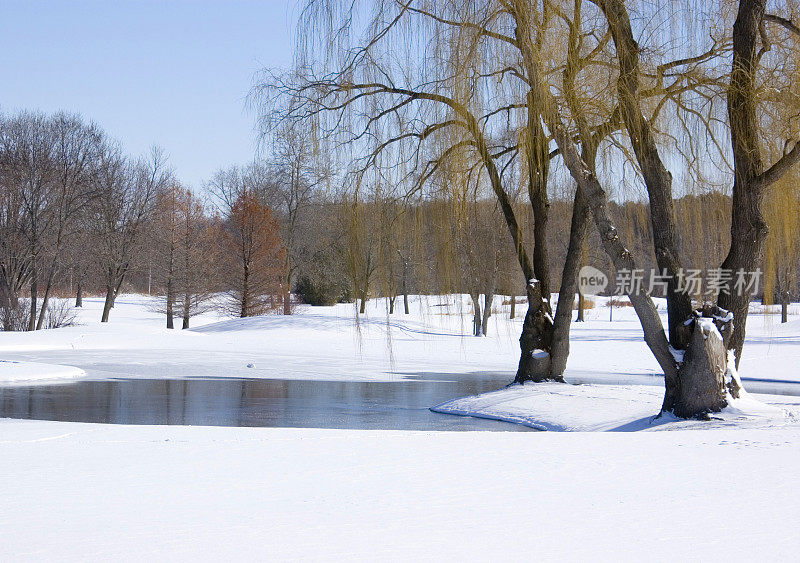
0, 375, 533, 431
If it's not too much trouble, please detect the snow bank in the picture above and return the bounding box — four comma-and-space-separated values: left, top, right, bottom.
0, 359, 85, 384
432, 382, 796, 432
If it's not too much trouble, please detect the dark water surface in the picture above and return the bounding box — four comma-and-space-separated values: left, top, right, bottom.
0, 375, 532, 431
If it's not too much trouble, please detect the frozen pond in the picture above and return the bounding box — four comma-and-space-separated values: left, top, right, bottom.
0, 375, 533, 431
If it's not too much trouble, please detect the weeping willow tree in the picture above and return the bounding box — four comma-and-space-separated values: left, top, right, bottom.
539, 0, 800, 416
255, 0, 800, 418
254, 0, 629, 384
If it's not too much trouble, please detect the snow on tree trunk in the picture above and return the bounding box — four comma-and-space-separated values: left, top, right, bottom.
670, 305, 741, 418
514, 279, 557, 383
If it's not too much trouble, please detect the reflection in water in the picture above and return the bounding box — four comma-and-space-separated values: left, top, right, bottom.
0, 377, 532, 431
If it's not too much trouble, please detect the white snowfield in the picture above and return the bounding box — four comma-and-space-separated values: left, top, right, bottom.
0, 359, 84, 384
2, 421, 799, 562
1, 294, 799, 561
1, 293, 798, 387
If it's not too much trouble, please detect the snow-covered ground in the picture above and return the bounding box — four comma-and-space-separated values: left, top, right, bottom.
433, 381, 800, 431
1, 293, 798, 387
0, 359, 84, 384
2, 421, 799, 561
1, 294, 799, 561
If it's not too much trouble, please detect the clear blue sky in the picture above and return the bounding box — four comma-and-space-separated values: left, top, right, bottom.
0, 0, 297, 188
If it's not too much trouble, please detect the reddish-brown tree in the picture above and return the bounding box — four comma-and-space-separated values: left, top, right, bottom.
221, 192, 286, 317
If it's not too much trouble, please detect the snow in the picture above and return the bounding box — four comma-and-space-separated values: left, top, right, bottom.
531, 348, 550, 359
1, 293, 799, 560
432, 381, 797, 432
669, 346, 685, 363
726, 349, 746, 395
696, 316, 722, 340
0, 359, 84, 384
0, 294, 532, 382
2, 293, 797, 387
1, 420, 799, 561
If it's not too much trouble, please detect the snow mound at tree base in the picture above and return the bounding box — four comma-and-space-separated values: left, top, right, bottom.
0, 359, 85, 384
431, 382, 796, 432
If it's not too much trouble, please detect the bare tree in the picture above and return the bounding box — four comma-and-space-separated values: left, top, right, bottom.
152, 183, 182, 328
264, 121, 330, 314
175, 189, 218, 328
92, 146, 167, 322
34, 113, 104, 329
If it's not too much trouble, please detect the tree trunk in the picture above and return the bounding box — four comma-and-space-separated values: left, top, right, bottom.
101, 285, 114, 323
717, 0, 769, 365
470, 292, 482, 337
781, 291, 789, 324
182, 292, 191, 329
75, 282, 83, 308
36, 283, 50, 330
241, 267, 249, 318
598, 0, 693, 348
549, 150, 593, 380
28, 270, 37, 332
547, 7, 610, 383
403, 283, 409, 315
102, 270, 125, 322
510, 295, 516, 319
672, 305, 739, 418
111, 273, 125, 309
283, 290, 291, 315
166, 279, 174, 329
512, 0, 681, 402
526, 95, 552, 300
359, 292, 367, 314
576, 292, 585, 322
0, 276, 13, 331
0, 275, 15, 331
36, 263, 58, 330
481, 291, 494, 336
283, 259, 292, 315
389, 295, 396, 314
283, 263, 292, 315
515, 280, 555, 382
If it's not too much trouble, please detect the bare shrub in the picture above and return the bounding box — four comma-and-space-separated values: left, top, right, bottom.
43, 298, 78, 329
1, 300, 30, 331
2, 298, 79, 331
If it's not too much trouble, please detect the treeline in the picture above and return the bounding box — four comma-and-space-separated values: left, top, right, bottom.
0, 111, 287, 330
1, 110, 794, 333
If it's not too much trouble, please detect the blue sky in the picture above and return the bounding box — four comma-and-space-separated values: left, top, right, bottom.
0, 0, 297, 188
